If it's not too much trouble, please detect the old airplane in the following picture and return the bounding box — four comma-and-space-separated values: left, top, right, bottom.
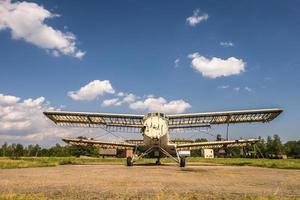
43, 108, 282, 167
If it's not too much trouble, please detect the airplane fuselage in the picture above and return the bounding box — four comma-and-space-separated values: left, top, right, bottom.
143, 113, 169, 146
141, 113, 178, 157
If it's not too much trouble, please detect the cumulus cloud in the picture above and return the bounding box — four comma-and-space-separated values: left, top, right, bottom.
0, 0, 85, 59
122, 93, 136, 103
220, 41, 234, 47
101, 98, 120, 107
0, 93, 119, 145
0, 94, 47, 132
23, 97, 45, 108
101, 93, 136, 107
186, 9, 208, 27
101, 90, 190, 114
188, 53, 246, 78
0, 93, 64, 144
129, 97, 191, 114
174, 58, 180, 68
68, 80, 115, 101
70, 80, 190, 114
0, 93, 20, 105
117, 92, 125, 97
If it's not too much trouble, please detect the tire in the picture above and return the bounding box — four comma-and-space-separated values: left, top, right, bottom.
126, 156, 133, 166
179, 157, 186, 167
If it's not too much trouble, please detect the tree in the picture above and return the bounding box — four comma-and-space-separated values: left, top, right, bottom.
285, 140, 300, 158
255, 137, 267, 157
1, 142, 8, 157
273, 134, 284, 154
266, 134, 285, 156
15, 144, 24, 157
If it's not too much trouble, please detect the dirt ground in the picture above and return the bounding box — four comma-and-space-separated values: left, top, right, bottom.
1, 164, 300, 199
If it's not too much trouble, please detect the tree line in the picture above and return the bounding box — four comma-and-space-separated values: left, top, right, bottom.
0, 134, 299, 158
0, 142, 99, 157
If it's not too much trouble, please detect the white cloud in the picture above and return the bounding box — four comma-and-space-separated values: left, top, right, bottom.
68, 80, 115, 101
147, 94, 155, 98
22, 97, 45, 108
244, 87, 253, 92
0, 93, 20, 105
122, 93, 136, 103
67, 80, 190, 114
186, 9, 208, 27
0, 94, 58, 143
0, 95, 47, 132
0, 0, 85, 59
233, 87, 240, 92
117, 92, 125, 97
100, 88, 190, 114
188, 52, 246, 78
218, 85, 254, 92
174, 58, 180, 68
75, 51, 86, 59
0, 93, 106, 146
220, 41, 234, 47
101, 93, 136, 107
101, 98, 119, 107
129, 97, 191, 114
218, 85, 229, 89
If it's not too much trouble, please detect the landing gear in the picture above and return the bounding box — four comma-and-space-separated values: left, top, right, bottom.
155, 158, 161, 165
179, 157, 186, 167
126, 156, 133, 166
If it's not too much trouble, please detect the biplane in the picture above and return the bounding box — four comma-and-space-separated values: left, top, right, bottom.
43, 108, 282, 167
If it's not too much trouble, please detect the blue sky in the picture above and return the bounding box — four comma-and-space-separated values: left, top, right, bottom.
0, 0, 299, 145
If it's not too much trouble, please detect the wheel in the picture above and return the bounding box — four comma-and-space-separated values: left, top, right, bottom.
126, 156, 133, 166
179, 157, 186, 167
155, 160, 161, 165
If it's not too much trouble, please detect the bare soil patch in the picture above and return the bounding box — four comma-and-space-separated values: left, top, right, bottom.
0, 164, 299, 199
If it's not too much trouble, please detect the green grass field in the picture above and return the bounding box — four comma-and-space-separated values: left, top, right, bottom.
0, 157, 300, 169
187, 157, 300, 169
0, 157, 125, 169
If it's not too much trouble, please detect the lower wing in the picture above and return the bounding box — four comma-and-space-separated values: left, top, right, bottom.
175, 139, 259, 150
62, 138, 136, 150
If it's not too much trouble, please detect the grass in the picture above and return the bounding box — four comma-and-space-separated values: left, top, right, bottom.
0, 157, 126, 169
0, 157, 300, 169
186, 157, 300, 169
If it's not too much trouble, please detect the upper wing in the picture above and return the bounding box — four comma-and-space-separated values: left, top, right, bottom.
43, 111, 144, 131
176, 138, 259, 150
167, 108, 282, 127
62, 138, 136, 150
